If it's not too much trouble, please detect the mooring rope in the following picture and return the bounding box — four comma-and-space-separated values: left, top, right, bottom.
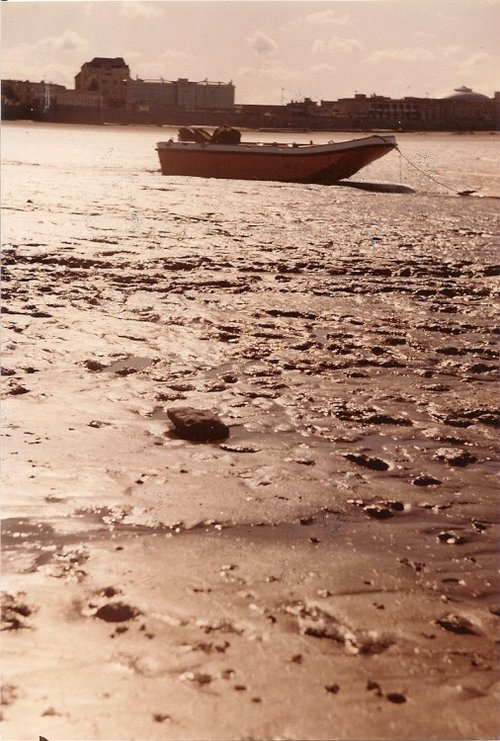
396, 145, 458, 193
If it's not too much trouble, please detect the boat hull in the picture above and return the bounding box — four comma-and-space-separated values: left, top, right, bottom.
156, 135, 396, 184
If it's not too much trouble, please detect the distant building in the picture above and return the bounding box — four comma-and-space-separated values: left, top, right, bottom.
319, 87, 497, 130
75, 57, 130, 108
56, 89, 101, 107
235, 103, 284, 117
130, 76, 234, 111
2, 79, 65, 107
286, 97, 319, 116
73, 58, 234, 112
129, 79, 177, 110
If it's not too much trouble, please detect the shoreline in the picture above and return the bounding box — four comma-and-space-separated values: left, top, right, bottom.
2, 118, 499, 136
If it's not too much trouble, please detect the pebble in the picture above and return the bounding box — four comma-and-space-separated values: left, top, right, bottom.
94, 602, 140, 622
437, 531, 466, 545
386, 693, 407, 704
436, 614, 477, 634
345, 453, 389, 471
364, 506, 393, 520
412, 475, 442, 486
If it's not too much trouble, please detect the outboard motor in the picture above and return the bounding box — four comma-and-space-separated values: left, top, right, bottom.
211, 127, 241, 145
178, 126, 212, 143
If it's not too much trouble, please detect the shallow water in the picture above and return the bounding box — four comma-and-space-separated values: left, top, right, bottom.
2, 120, 499, 197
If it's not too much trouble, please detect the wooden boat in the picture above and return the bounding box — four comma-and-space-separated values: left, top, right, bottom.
156, 127, 396, 184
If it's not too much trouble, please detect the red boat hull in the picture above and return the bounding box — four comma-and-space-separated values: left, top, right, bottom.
156, 135, 396, 184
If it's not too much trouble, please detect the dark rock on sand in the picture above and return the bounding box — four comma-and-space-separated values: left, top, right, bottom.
386, 500, 405, 511
180, 671, 213, 685
436, 614, 477, 635
386, 693, 407, 704
83, 359, 106, 372
345, 453, 389, 471
1, 592, 35, 630
364, 506, 393, 520
219, 443, 260, 453
434, 448, 478, 466
412, 475, 442, 487
437, 531, 467, 545
94, 602, 140, 623
167, 407, 230, 442
153, 713, 171, 723
366, 681, 383, 697
7, 382, 29, 396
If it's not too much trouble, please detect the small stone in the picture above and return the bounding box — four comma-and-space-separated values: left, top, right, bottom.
83, 359, 106, 371
1, 592, 34, 630
387, 500, 404, 511
386, 692, 407, 704
42, 707, 60, 716
167, 407, 229, 442
179, 671, 213, 685
412, 475, 442, 487
220, 443, 260, 453
437, 531, 466, 545
467, 363, 496, 374
153, 713, 171, 723
447, 450, 477, 466
436, 449, 477, 467
299, 516, 315, 525
472, 520, 488, 533
364, 506, 393, 520
316, 589, 332, 598
366, 680, 383, 697
345, 453, 389, 471
94, 602, 140, 622
325, 683, 340, 694
436, 614, 477, 635
114, 367, 137, 376
7, 382, 29, 395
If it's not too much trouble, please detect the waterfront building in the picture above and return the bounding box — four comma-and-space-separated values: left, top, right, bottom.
75, 57, 130, 108
2, 79, 66, 107
129, 77, 234, 111
56, 90, 101, 107
72, 58, 234, 112
319, 87, 497, 130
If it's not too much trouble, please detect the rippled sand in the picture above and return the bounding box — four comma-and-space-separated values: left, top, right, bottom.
1, 122, 499, 740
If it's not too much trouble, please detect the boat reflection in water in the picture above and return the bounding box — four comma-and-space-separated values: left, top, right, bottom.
156, 126, 397, 184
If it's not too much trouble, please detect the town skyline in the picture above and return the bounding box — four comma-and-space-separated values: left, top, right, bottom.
2, 0, 499, 105
4, 54, 496, 107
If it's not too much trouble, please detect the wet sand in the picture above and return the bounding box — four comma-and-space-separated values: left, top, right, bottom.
1, 123, 499, 740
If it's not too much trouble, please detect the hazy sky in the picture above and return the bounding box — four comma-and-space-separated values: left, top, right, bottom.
2, 0, 499, 104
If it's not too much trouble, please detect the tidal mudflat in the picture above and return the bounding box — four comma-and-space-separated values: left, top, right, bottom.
1, 122, 499, 740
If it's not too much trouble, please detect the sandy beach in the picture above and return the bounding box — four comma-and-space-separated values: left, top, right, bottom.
1, 122, 499, 740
